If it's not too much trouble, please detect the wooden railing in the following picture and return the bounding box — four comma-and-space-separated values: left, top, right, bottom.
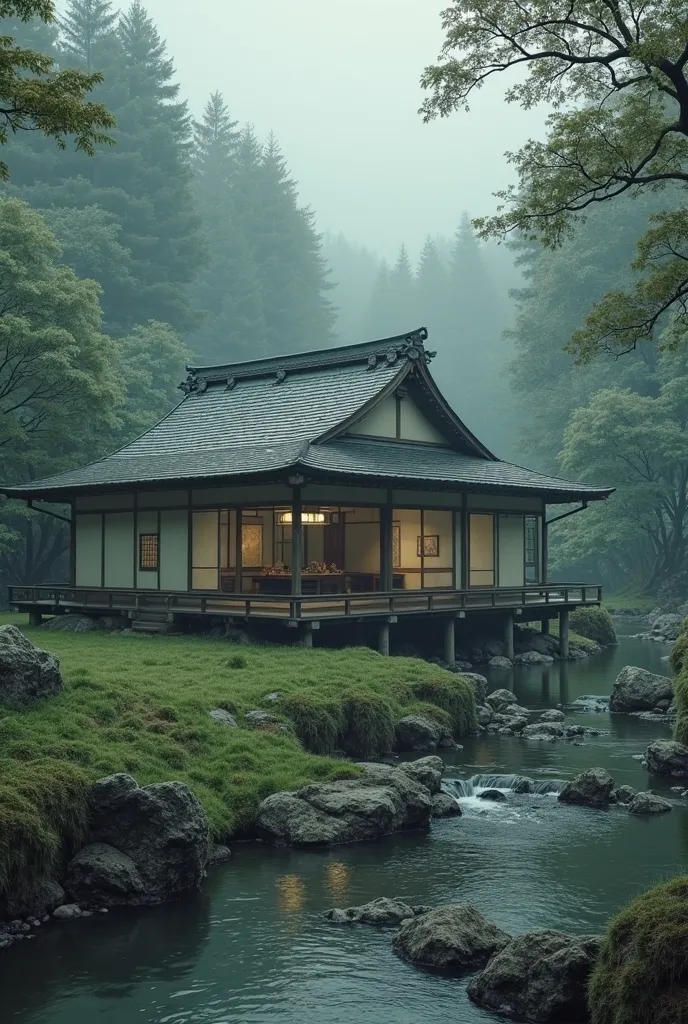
8, 582, 603, 621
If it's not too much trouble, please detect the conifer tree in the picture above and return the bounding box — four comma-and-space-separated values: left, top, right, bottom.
367, 261, 393, 338
59, 0, 119, 71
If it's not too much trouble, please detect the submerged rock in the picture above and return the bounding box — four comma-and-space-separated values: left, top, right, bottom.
646, 740, 688, 778
558, 768, 614, 808
611, 785, 636, 805
486, 689, 518, 710
627, 792, 672, 815
0, 625, 62, 703
610, 666, 673, 712
255, 759, 434, 846
393, 904, 510, 972
478, 789, 507, 802
432, 793, 462, 818
522, 722, 564, 738
326, 897, 427, 927
467, 930, 601, 1023
540, 709, 565, 723
488, 657, 513, 669
65, 843, 146, 906
513, 651, 554, 666
395, 715, 442, 752
85, 773, 210, 905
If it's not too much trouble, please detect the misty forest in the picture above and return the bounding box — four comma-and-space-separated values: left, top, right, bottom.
1, 0, 685, 603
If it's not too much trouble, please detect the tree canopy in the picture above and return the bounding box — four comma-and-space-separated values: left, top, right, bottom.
0, 0, 114, 179
421, 0, 688, 360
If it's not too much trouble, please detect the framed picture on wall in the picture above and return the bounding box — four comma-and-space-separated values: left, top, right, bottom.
417, 534, 439, 558
242, 524, 263, 566
393, 524, 401, 568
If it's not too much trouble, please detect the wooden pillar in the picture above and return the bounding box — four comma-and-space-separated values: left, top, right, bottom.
378, 621, 390, 656
301, 622, 313, 647
444, 617, 456, 665
29, 611, 42, 627
559, 608, 569, 660
69, 501, 76, 587
541, 618, 550, 636
234, 505, 243, 594
380, 495, 393, 591
542, 520, 549, 583
291, 486, 303, 615
504, 613, 514, 661
461, 494, 469, 590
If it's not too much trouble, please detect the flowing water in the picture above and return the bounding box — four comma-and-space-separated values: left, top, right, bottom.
2, 621, 685, 1024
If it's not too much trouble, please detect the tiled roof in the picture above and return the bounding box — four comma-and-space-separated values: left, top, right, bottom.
0, 329, 613, 502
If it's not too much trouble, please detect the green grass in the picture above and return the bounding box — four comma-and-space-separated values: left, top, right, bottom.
589, 875, 688, 1024
603, 594, 656, 614
0, 619, 475, 901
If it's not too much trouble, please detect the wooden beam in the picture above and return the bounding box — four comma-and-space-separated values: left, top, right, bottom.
444, 618, 455, 665
504, 613, 515, 661
291, 486, 303, 608
380, 492, 393, 592
234, 505, 243, 594
559, 608, 569, 659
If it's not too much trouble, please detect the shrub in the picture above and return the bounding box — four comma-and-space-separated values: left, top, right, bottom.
589, 875, 688, 1024
569, 606, 617, 646
0, 758, 90, 903
674, 671, 688, 745
281, 692, 343, 755
671, 634, 688, 676
340, 690, 395, 758
227, 654, 247, 669
409, 675, 476, 735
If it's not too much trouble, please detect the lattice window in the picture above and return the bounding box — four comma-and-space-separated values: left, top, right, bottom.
139, 533, 159, 571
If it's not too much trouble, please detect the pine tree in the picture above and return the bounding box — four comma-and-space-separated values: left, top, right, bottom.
59, 0, 119, 71
193, 91, 240, 184
367, 261, 393, 338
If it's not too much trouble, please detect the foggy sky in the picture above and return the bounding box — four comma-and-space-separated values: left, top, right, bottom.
129, 0, 547, 261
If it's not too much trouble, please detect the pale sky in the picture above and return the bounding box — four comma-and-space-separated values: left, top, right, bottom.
135, 0, 547, 261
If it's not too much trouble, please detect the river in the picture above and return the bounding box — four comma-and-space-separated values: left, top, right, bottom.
2, 621, 684, 1024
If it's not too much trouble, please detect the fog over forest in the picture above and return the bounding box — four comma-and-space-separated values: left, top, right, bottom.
2, 0, 686, 596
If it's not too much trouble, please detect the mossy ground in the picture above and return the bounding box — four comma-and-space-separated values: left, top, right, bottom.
0, 616, 475, 901
589, 875, 688, 1024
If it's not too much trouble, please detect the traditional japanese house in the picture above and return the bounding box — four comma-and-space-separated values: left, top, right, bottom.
4, 329, 613, 658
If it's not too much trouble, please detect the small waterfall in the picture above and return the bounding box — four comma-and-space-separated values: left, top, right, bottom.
443, 775, 564, 799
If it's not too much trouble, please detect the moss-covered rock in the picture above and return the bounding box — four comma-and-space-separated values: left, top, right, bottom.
589, 875, 688, 1024
569, 607, 617, 646
671, 634, 688, 676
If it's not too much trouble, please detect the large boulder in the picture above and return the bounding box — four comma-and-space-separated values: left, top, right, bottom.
522, 722, 564, 738
395, 715, 442, 752
489, 657, 513, 669
627, 792, 672, 815
86, 774, 210, 904
255, 760, 433, 846
558, 768, 614, 808
467, 930, 601, 1022
64, 843, 146, 906
399, 756, 443, 795
0, 624, 62, 702
610, 666, 673, 712
651, 613, 683, 641
432, 792, 462, 818
462, 673, 488, 705
513, 651, 554, 666
326, 897, 426, 926
540, 709, 565, 723
646, 739, 688, 778
393, 904, 510, 972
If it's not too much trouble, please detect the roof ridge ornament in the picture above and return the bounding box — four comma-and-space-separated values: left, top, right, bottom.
178, 372, 200, 395
275, 369, 287, 384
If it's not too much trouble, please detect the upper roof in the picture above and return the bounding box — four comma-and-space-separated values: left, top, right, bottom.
1, 328, 614, 503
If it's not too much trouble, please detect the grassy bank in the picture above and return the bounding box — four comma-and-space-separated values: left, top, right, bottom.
603, 594, 655, 614
0, 619, 475, 901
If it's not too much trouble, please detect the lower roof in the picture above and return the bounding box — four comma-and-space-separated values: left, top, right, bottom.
2, 437, 613, 504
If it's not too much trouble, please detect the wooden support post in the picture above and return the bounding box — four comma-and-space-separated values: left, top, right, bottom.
504, 613, 514, 661
444, 617, 456, 665
291, 486, 303, 616
29, 611, 42, 627
542, 520, 549, 583
541, 618, 550, 636
559, 608, 569, 660
301, 622, 314, 648
378, 622, 390, 656
380, 495, 393, 592
234, 505, 243, 594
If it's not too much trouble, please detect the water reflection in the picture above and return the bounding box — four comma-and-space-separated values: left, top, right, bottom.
276, 874, 306, 914
326, 862, 350, 904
